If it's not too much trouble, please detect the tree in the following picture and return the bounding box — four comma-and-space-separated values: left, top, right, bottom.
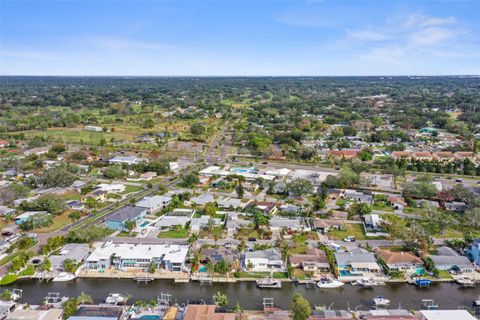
142, 118, 155, 129
203, 202, 217, 216
77, 292, 93, 304
253, 210, 268, 229
348, 202, 371, 217
286, 179, 313, 197
213, 291, 228, 308
291, 293, 311, 320
63, 259, 78, 273
104, 165, 125, 179
212, 227, 222, 246
124, 220, 136, 235
235, 180, 244, 199
358, 148, 373, 161
465, 207, 480, 228
62, 298, 80, 320
190, 123, 205, 135
39, 257, 51, 272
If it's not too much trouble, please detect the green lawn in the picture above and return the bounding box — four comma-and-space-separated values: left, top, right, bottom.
117, 231, 137, 237
158, 229, 189, 238
122, 185, 144, 194
234, 271, 288, 279
436, 270, 453, 279
34, 211, 72, 233
327, 223, 367, 240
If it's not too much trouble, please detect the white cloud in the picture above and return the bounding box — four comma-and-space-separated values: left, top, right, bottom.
348, 30, 386, 41
409, 27, 460, 46
404, 14, 457, 29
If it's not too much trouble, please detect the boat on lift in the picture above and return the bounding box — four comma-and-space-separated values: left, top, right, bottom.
456, 277, 475, 288
354, 278, 385, 288
316, 277, 344, 288
421, 299, 439, 310
44, 293, 69, 308
10, 289, 22, 301
52, 272, 76, 282
256, 277, 282, 289
473, 296, 480, 307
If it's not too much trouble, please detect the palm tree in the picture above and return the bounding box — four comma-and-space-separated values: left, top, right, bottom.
212, 227, 222, 246
77, 292, 93, 305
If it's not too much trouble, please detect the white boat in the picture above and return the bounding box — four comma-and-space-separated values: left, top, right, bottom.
44, 293, 69, 308
473, 296, 480, 307
317, 277, 344, 288
105, 293, 127, 305
354, 278, 385, 288
256, 277, 282, 289
373, 296, 390, 307
456, 277, 475, 287
10, 289, 22, 301
53, 272, 76, 282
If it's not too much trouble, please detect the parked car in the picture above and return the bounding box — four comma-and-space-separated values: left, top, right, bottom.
343, 236, 356, 242
455, 178, 463, 183
224, 242, 232, 248
1, 231, 13, 237
248, 237, 257, 242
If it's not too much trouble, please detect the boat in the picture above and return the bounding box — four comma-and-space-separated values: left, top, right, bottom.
415, 278, 432, 288
456, 277, 475, 288
373, 296, 390, 307
44, 293, 69, 308
10, 289, 22, 301
256, 277, 282, 289
354, 278, 385, 288
473, 296, 480, 307
316, 277, 344, 288
422, 299, 439, 310
52, 272, 76, 282
105, 293, 127, 305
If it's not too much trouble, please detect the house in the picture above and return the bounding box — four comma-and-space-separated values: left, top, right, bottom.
225, 213, 251, 233
183, 304, 236, 320
14, 211, 49, 225
343, 190, 373, 204
416, 199, 439, 208
83, 125, 103, 132
290, 248, 330, 272
217, 197, 248, 210
23, 146, 50, 156
49, 243, 91, 271
108, 156, 144, 166
429, 246, 475, 274
139, 172, 157, 180
244, 248, 285, 272
96, 184, 126, 193
68, 305, 125, 320
0, 206, 16, 216
155, 209, 194, 229
190, 215, 223, 233
444, 201, 468, 213
356, 310, 416, 320
416, 310, 476, 320
279, 204, 302, 215
135, 195, 172, 214
312, 219, 344, 233
335, 248, 382, 279
85, 242, 189, 272
66, 200, 87, 211
105, 206, 147, 231
375, 249, 424, 275
200, 247, 239, 268
169, 162, 179, 171
327, 149, 360, 159
189, 194, 215, 206
269, 217, 304, 232
81, 189, 107, 203
0, 140, 9, 148
248, 201, 277, 216
363, 214, 389, 237
466, 238, 480, 265
0, 301, 16, 320
7, 308, 63, 320
387, 196, 407, 210
70, 180, 87, 192
308, 310, 353, 320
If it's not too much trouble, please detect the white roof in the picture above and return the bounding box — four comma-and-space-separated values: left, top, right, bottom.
86, 242, 188, 264
418, 310, 476, 320
199, 166, 275, 181
136, 195, 171, 209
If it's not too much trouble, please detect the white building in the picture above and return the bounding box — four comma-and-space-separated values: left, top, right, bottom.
96, 183, 126, 193
244, 248, 285, 272
135, 195, 172, 214
85, 242, 189, 272
109, 156, 144, 166
190, 215, 223, 233
417, 310, 476, 320
83, 125, 103, 132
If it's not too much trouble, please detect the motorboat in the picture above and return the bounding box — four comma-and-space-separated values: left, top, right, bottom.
373, 296, 390, 307
456, 277, 475, 288
473, 296, 480, 307
256, 277, 282, 289
10, 289, 22, 301
354, 278, 385, 288
105, 293, 127, 305
316, 277, 344, 288
415, 278, 432, 288
422, 299, 439, 310
44, 293, 69, 308
52, 272, 76, 282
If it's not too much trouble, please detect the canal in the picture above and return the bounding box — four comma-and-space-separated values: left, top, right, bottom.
5, 279, 480, 310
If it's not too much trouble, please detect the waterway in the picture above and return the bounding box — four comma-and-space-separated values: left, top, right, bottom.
5, 279, 480, 310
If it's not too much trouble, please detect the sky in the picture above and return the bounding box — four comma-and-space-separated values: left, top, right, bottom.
1, 0, 480, 76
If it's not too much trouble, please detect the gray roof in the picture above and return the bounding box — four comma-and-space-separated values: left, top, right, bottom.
135, 195, 171, 209
245, 248, 282, 261
108, 206, 145, 222
335, 250, 377, 265
49, 244, 90, 266
270, 217, 302, 229
190, 194, 214, 205
429, 254, 473, 268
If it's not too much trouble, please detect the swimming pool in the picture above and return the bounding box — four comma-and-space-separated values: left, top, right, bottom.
140, 221, 150, 227
231, 167, 255, 173
199, 266, 207, 272
140, 316, 160, 319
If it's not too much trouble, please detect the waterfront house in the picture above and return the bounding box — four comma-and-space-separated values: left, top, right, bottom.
429, 246, 475, 274
200, 247, 239, 270
7, 308, 63, 320
308, 310, 353, 320
135, 195, 172, 214
416, 310, 476, 320
244, 248, 285, 272
183, 304, 236, 320
356, 309, 416, 320
49, 244, 91, 271
0, 301, 16, 320
105, 206, 147, 232
375, 249, 424, 275
466, 238, 480, 265
68, 305, 125, 320
335, 248, 382, 279
290, 248, 330, 273
85, 242, 189, 272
